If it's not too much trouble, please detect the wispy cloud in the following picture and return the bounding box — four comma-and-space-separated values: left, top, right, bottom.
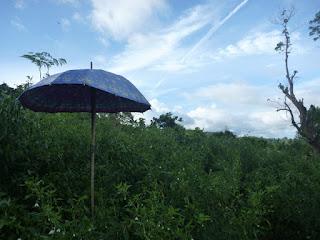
214, 31, 303, 59
181, 0, 249, 63
11, 17, 28, 32
109, 4, 214, 73
149, 0, 250, 73
14, 0, 25, 9
92, 1, 251, 74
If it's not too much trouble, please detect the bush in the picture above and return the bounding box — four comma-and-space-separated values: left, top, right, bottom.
1, 85, 320, 239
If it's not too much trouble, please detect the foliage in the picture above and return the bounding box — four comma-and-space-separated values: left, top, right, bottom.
1, 84, 320, 239
309, 11, 320, 41
150, 112, 183, 129
21, 52, 67, 80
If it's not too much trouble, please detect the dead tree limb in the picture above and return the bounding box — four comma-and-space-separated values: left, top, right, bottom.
275, 9, 320, 153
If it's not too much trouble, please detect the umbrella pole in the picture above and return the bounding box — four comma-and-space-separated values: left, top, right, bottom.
90, 89, 96, 219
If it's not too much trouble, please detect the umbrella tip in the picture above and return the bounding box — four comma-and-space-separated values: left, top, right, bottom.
90, 62, 93, 70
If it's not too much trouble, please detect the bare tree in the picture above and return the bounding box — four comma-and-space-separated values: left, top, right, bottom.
275, 9, 320, 152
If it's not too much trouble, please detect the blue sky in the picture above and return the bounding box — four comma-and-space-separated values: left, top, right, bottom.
1, 0, 320, 138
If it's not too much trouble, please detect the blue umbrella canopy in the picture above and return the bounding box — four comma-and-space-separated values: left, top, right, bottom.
19, 69, 150, 113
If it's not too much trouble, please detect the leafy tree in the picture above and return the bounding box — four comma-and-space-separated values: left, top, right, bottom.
21, 52, 67, 80
150, 112, 183, 129
0, 83, 16, 97
274, 9, 320, 153
309, 10, 320, 41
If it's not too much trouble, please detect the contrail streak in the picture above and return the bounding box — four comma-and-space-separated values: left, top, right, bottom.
181, 0, 249, 63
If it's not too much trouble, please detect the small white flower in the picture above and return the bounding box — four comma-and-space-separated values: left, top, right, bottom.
17, 238, 22, 240
56, 228, 61, 233
48, 229, 55, 235
135, 217, 138, 221
34, 202, 39, 208
73, 233, 76, 237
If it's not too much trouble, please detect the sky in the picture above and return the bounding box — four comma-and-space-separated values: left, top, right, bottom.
1, 0, 320, 138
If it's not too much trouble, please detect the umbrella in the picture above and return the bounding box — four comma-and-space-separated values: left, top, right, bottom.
19, 63, 151, 217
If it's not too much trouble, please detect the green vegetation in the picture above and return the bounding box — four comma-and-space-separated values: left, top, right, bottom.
1, 83, 320, 239
309, 10, 320, 41
21, 52, 67, 80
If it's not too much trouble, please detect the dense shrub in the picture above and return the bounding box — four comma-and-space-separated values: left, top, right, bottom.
1, 84, 320, 239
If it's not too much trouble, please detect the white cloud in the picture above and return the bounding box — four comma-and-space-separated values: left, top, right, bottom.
249, 110, 288, 127
296, 78, 320, 107
140, 97, 285, 137
11, 17, 27, 32
134, 98, 194, 126
187, 105, 235, 130
186, 104, 294, 138
182, 80, 314, 137
133, 98, 169, 124
90, 0, 167, 40
220, 30, 282, 57
14, 0, 25, 9
150, 98, 170, 113
211, 30, 303, 61
109, 4, 214, 73
134, 77, 320, 138
190, 82, 268, 106
92, 1, 253, 74
248, 110, 294, 137
108, 1, 250, 74
183, 77, 320, 138
182, 0, 249, 63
